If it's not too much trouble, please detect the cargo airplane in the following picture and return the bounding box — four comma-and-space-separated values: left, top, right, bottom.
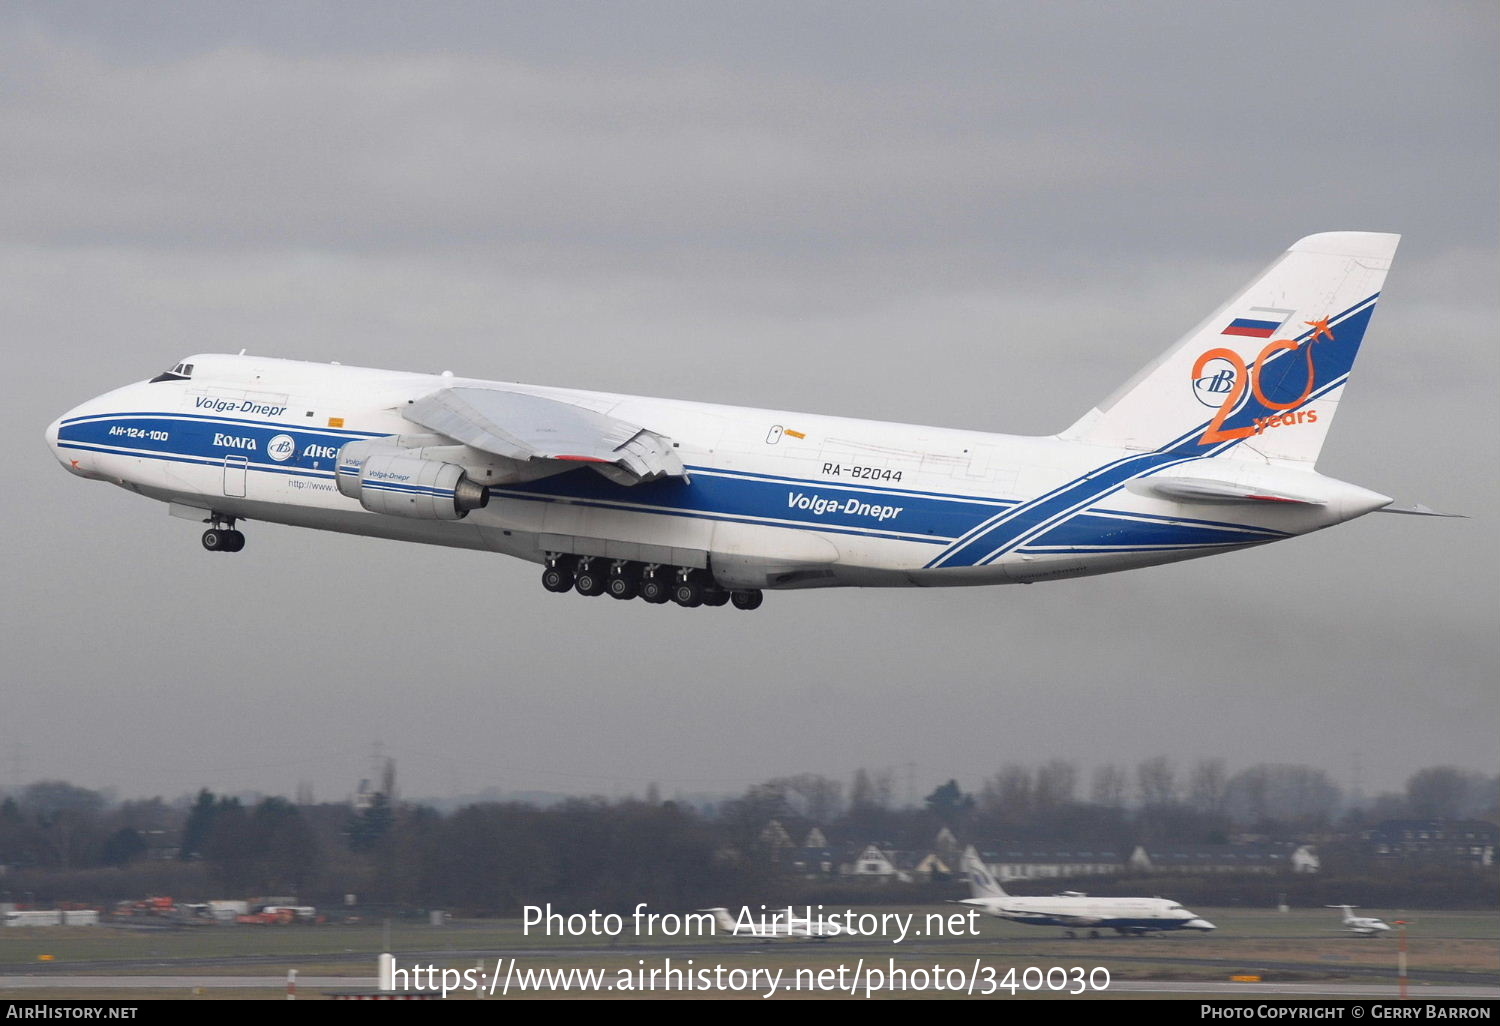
47, 233, 1451, 609
957, 848, 1215, 937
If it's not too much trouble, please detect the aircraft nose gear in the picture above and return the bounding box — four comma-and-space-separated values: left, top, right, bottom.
201, 516, 244, 553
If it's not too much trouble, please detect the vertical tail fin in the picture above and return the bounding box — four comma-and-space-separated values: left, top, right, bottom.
700, 907, 739, 932
1062, 233, 1399, 466
962, 846, 1007, 898
1326, 904, 1356, 923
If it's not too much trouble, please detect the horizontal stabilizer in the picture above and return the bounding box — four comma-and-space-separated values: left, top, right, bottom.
1137, 476, 1327, 507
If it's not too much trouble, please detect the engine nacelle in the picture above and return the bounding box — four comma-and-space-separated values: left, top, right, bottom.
335, 442, 488, 521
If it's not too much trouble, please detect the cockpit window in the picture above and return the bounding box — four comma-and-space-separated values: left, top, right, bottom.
149, 362, 194, 383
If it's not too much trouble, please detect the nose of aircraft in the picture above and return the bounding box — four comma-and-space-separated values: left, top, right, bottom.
45, 414, 66, 465
46, 407, 95, 477
1185, 918, 1215, 931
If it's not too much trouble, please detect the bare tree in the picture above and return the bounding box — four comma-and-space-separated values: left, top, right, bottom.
979, 764, 1034, 826
1034, 760, 1078, 811
1090, 764, 1128, 808
1188, 759, 1228, 816
770, 774, 845, 823
1226, 764, 1341, 830
1406, 766, 1485, 819
1136, 756, 1178, 809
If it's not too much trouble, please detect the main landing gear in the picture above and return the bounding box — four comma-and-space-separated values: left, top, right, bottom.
201, 516, 245, 553
542, 555, 764, 610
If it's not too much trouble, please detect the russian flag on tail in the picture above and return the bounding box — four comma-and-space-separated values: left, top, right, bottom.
1221, 307, 1295, 339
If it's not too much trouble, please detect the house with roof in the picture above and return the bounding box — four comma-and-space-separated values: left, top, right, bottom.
1128, 842, 1319, 874
843, 844, 913, 883
968, 840, 1320, 882
978, 845, 1127, 881
1361, 820, 1496, 866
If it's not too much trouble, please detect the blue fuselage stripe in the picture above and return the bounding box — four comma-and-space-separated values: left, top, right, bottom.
57, 409, 1290, 560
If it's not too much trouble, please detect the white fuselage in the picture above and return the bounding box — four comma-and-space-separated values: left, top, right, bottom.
960, 894, 1216, 933
1341, 914, 1392, 936
47, 353, 1390, 591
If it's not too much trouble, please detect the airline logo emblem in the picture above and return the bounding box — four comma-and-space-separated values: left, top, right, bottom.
1220, 307, 1294, 339
1192, 356, 1239, 407
267, 434, 296, 462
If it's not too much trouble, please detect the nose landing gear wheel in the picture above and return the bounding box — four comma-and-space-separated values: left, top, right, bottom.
202, 528, 245, 552
701, 587, 730, 607
730, 589, 764, 610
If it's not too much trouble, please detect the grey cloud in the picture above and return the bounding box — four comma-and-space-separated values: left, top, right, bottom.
1, 1, 1494, 801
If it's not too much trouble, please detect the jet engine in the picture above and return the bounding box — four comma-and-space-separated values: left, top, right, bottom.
335, 441, 488, 521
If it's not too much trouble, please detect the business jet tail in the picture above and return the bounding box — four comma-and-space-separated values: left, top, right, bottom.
699, 907, 740, 933
1062, 232, 1399, 467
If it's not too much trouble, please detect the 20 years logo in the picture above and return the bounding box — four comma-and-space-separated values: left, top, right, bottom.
1190, 318, 1333, 446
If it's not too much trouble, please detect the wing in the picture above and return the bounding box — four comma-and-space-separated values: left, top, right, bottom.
403, 386, 686, 485
1045, 914, 1103, 926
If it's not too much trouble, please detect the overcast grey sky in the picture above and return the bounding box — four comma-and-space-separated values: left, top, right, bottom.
2, 1, 1495, 806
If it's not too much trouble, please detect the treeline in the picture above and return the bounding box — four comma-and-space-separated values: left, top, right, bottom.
725, 760, 1498, 848
1, 792, 769, 913
1, 761, 1495, 913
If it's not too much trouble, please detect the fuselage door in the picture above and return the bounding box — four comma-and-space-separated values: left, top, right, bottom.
223, 455, 248, 497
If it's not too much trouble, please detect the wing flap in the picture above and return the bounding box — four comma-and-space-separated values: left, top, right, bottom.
404, 387, 685, 483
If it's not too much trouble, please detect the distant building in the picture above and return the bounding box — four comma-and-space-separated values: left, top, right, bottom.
758, 819, 794, 854
911, 853, 953, 880
788, 846, 839, 878
970, 841, 1319, 881
844, 844, 912, 882
1129, 843, 1319, 875
979, 846, 1127, 881
1362, 820, 1496, 866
